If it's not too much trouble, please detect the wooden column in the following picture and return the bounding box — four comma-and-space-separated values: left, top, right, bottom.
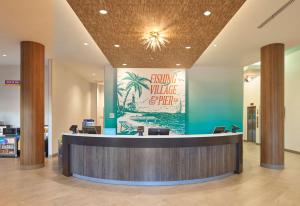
20, 41, 45, 169
260, 43, 284, 169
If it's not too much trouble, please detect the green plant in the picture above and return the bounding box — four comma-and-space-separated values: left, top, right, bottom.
122, 72, 151, 110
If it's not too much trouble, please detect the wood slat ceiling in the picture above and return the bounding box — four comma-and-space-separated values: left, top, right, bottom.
67, 0, 246, 68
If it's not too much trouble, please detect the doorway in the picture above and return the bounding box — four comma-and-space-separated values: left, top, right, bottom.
247, 106, 256, 142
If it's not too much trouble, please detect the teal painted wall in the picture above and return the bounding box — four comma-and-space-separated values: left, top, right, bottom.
104, 66, 243, 134
186, 66, 243, 134
104, 66, 117, 128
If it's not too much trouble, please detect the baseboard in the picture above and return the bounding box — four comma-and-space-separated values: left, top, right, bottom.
284, 149, 300, 155
243, 139, 259, 143
48, 153, 58, 158
252, 142, 300, 155
243, 139, 254, 142
20, 163, 45, 170
261, 163, 284, 170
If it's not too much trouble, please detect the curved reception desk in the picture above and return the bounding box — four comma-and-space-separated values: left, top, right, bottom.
62, 133, 243, 186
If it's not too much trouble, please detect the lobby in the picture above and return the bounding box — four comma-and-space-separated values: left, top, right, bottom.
1, 0, 300, 205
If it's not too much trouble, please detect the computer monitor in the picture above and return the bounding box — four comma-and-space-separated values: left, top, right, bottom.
148, 128, 170, 136
148, 128, 158, 135
83, 126, 97, 134
82, 119, 95, 127
213, 127, 225, 134
159, 128, 170, 135
231, 125, 240, 133
3, 128, 17, 135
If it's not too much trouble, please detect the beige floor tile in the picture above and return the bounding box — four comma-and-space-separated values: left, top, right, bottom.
0, 143, 300, 206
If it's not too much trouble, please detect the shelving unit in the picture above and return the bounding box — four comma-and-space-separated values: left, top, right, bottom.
0, 136, 18, 157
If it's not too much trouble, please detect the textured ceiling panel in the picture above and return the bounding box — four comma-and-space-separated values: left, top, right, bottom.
67, 0, 246, 68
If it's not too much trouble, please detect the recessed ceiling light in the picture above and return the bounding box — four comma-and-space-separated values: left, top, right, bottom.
114, 44, 120, 48
203, 10, 211, 16
83, 42, 89, 46
99, 9, 108, 15
122, 63, 127, 66
92, 73, 96, 76
213, 44, 217, 47
2, 54, 7, 57
176, 63, 181, 66
185, 46, 191, 49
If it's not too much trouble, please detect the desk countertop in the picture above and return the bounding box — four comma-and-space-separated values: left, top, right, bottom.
62, 132, 243, 139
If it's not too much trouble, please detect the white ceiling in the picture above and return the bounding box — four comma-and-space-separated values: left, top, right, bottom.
195, 0, 300, 68
0, 0, 300, 81
53, 0, 108, 82
0, 0, 108, 82
0, 1, 53, 65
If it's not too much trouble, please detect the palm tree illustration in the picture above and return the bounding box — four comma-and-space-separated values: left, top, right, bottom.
122, 72, 151, 110
117, 82, 125, 111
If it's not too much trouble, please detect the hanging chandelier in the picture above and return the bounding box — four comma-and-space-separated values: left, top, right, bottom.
142, 31, 169, 51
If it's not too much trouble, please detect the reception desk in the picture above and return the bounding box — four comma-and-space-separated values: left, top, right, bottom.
62, 133, 243, 185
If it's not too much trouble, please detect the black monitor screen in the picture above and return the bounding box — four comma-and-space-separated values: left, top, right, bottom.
83, 127, 97, 134
231, 125, 240, 133
213, 127, 225, 134
3, 128, 17, 135
148, 128, 170, 136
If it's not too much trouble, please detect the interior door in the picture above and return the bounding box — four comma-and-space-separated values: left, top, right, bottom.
247, 106, 256, 142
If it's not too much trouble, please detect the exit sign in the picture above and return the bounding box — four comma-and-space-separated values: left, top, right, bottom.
5, 80, 20, 85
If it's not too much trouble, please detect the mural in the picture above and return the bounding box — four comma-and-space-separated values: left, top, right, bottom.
117, 68, 186, 135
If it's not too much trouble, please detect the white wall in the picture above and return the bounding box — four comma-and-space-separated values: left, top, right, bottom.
97, 84, 104, 130
51, 61, 93, 154
0, 66, 20, 127
0, 62, 101, 154
285, 49, 300, 152
243, 76, 260, 143
0, 65, 50, 127
90, 83, 97, 122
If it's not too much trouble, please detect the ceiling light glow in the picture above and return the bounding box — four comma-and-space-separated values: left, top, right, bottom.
99, 9, 108, 15
84, 42, 89, 46
122, 63, 127, 66
203, 10, 212, 16
114, 44, 120, 48
176, 64, 181, 66
2, 54, 7, 57
185, 46, 191, 49
142, 31, 169, 51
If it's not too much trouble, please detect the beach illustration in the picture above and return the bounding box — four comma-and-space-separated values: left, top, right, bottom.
117, 68, 186, 135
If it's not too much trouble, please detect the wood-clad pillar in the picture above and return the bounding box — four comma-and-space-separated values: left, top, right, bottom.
20, 41, 45, 169
260, 43, 284, 169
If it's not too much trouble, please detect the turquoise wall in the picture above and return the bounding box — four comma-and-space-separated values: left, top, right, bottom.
186, 66, 243, 134
104, 67, 117, 128
104, 66, 243, 134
